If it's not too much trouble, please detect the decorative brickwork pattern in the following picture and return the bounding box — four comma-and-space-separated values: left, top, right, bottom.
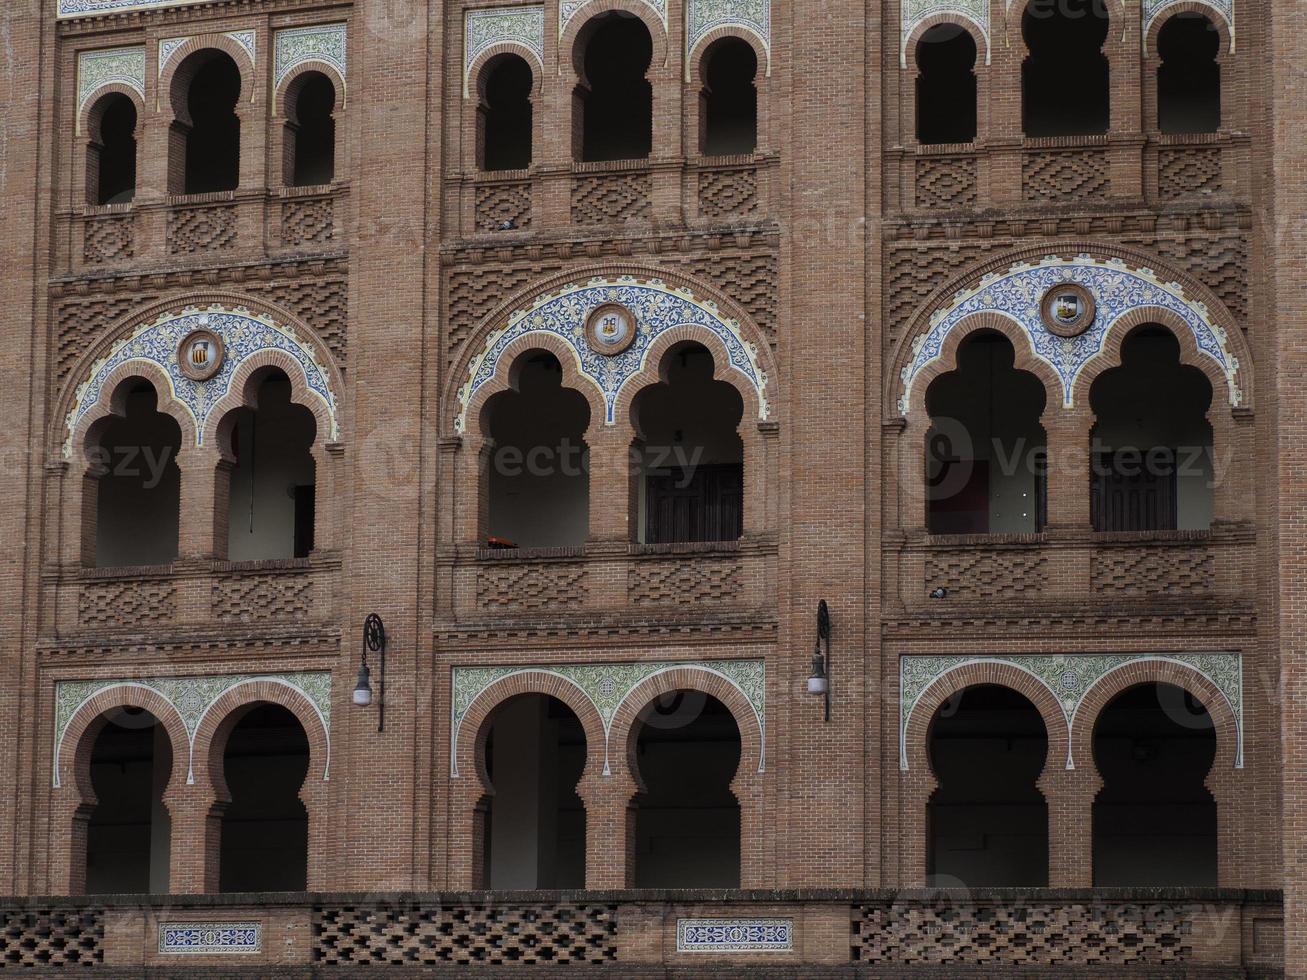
1, 908, 103, 967
1023, 150, 1110, 202
252, 278, 349, 366
915, 156, 978, 209
924, 549, 1048, 600
1092, 545, 1214, 595
1154, 231, 1248, 324
476, 562, 587, 610
571, 172, 652, 225
280, 198, 334, 247
78, 578, 177, 627
1158, 147, 1223, 201
851, 900, 1196, 965
476, 181, 533, 232
54, 294, 144, 383
885, 242, 995, 349
313, 903, 618, 965
213, 572, 313, 621
82, 215, 134, 265
167, 205, 237, 255
699, 167, 758, 218
629, 557, 743, 604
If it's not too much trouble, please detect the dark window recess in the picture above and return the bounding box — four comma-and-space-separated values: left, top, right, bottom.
928, 459, 991, 535
1092, 452, 1177, 532
645, 463, 742, 544
293, 485, 315, 558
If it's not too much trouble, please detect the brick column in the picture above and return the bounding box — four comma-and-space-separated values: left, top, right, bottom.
579, 771, 635, 889
1040, 765, 1099, 888
176, 450, 221, 559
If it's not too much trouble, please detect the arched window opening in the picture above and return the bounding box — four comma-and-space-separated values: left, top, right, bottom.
89, 94, 138, 205
700, 37, 758, 156
1092, 682, 1217, 885
632, 342, 743, 545
926, 332, 1047, 535
285, 72, 337, 187
575, 13, 653, 162
1158, 14, 1221, 134
483, 352, 590, 549
86, 708, 172, 894
91, 381, 182, 568
218, 704, 310, 892
171, 50, 241, 195
479, 55, 533, 171
1022, 0, 1109, 137
481, 695, 586, 888
630, 691, 741, 887
928, 685, 1049, 887
1090, 326, 1214, 532
224, 370, 317, 562
915, 24, 977, 145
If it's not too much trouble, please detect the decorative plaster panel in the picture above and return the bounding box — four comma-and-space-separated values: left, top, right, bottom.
159, 923, 261, 954
686, 0, 771, 74
77, 47, 145, 132
900, 0, 990, 68
1143, 0, 1233, 53
677, 918, 793, 953
898, 254, 1241, 415
451, 659, 766, 776
274, 24, 348, 93
465, 6, 545, 96
455, 276, 771, 431
561, 0, 667, 36
63, 304, 340, 456
53, 671, 332, 788
898, 653, 1244, 770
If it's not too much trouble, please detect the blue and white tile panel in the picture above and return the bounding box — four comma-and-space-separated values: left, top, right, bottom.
900, 0, 990, 68
898, 254, 1241, 416
456, 276, 770, 432
77, 47, 145, 133
60, 0, 210, 16
677, 918, 793, 953
159, 923, 261, 955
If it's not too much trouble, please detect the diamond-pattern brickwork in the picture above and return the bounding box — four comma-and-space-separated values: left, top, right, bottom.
213, 572, 313, 621
476, 181, 533, 232
1092, 546, 1214, 595
82, 215, 134, 265
915, 156, 978, 209
477, 562, 587, 610
924, 550, 1048, 600
78, 579, 176, 628
1, 907, 104, 968
571, 172, 652, 225
698, 167, 758, 219
1158, 148, 1223, 201
851, 900, 1196, 965
1023, 150, 1110, 202
629, 558, 742, 605
313, 903, 618, 965
167, 205, 237, 255
280, 198, 335, 247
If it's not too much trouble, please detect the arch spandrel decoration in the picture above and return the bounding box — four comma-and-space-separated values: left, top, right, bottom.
160, 31, 257, 80
897, 254, 1242, 416
62, 304, 340, 457
455, 276, 772, 433
1143, 0, 1233, 54
465, 5, 545, 97
686, 0, 772, 77
562, 0, 668, 36
899, 652, 1244, 771
901, 0, 991, 68
53, 671, 332, 788
274, 24, 348, 94
77, 46, 146, 134
451, 659, 765, 777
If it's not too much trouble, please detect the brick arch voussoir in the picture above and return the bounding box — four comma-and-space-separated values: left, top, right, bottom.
616, 323, 764, 437
691, 27, 769, 84
468, 46, 544, 101
905, 661, 1069, 778
61, 685, 191, 802
275, 62, 347, 119
563, 0, 669, 80
455, 671, 609, 800
1071, 661, 1239, 778
465, 333, 607, 442
71, 360, 199, 465
163, 38, 256, 121
904, 13, 988, 71
1144, 2, 1233, 58
203, 348, 335, 454
80, 85, 146, 139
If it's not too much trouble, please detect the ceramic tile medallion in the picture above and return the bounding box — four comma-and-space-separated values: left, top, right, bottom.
901, 0, 989, 68
63, 304, 339, 456
456, 276, 770, 431
677, 918, 793, 953
53, 671, 332, 788
897, 254, 1242, 414
899, 653, 1244, 770
159, 923, 261, 955
451, 659, 766, 776
686, 0, 771, 74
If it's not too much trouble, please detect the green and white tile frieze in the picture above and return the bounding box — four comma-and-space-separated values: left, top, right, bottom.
54, 671, 332, 788
77, 47, 146, 132
685, 0, 770, 75
465, 6, 545, 96
160, 32, 258, 81
900, 0, 989, 68
451, 659, 765, 776
561, 0, 667, 37
1143, 0, 1233, 53
274, 24, 348, 94
899, 653, 1243, 770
